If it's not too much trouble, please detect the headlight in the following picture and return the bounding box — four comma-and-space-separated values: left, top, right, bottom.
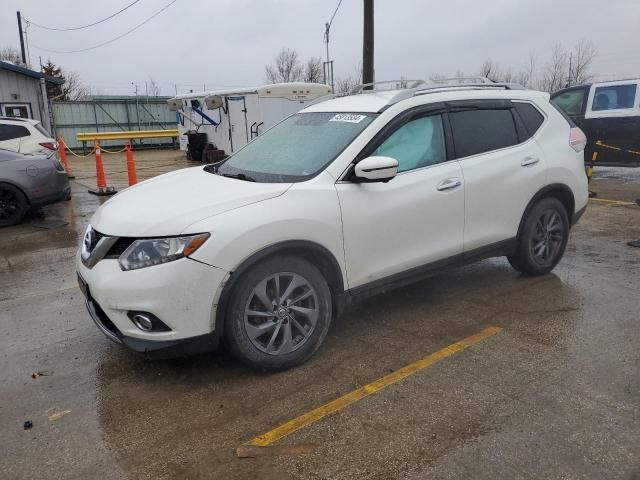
118, 233, 210, 271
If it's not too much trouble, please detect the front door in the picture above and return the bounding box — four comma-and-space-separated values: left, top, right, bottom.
336, 111, 465, 289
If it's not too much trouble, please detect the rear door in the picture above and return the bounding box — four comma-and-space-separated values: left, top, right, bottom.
448, 100, 548, 252
583, 80, 640, 165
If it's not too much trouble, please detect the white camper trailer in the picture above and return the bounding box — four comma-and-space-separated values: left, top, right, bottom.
167, 83, 332, 161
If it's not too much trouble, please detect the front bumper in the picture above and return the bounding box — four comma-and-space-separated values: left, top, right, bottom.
76, 252, 229, 355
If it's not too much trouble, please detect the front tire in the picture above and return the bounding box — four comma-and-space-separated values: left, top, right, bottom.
0, 184, 28, 227
224, 255, 332, 371
508, 197, 570, 276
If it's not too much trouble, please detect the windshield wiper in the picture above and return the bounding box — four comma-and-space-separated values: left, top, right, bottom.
221, 172, 256, 182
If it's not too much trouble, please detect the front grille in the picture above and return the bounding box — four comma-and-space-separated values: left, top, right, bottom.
105, 238, 135, 258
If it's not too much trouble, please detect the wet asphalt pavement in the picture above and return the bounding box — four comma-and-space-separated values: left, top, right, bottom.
1, 172, 639, 479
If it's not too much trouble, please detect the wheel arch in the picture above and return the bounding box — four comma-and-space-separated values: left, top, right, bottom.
0, 180, 30, 204
214, 240, 346, 336
516, 183, 575, 240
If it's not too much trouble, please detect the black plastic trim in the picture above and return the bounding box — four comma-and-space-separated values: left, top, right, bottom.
214, 240, 345, 335
347, 238, 516, 302
515, 183, 575, 240
572, 204, 587, 226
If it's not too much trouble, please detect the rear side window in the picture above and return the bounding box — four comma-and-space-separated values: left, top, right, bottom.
0, 124, 30, 141
514, 102, 545, 137
449, 109, 518, 158
592, 84, 637, 111
551, 89, 585, 116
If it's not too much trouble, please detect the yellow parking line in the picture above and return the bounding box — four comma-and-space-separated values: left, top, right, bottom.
244, 325, 503, 448
589, 198, 636, 206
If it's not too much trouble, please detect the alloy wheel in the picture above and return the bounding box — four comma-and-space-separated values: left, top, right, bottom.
0, 188, 20, 222
244, 272, 319, 355
529, 208, 564, 264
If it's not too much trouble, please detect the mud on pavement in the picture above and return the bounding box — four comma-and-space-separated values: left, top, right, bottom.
1, 170, 639, 479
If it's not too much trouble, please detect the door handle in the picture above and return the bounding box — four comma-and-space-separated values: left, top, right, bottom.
436, 177, 463, 191
521, 156, 539, 167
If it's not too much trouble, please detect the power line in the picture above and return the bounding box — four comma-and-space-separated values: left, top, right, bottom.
25, 0, 142, 31
29, 0, 176, 54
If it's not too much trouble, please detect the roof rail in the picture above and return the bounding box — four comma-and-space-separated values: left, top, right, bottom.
349, 79, 427, 95
430, 76, 494, 85
413, 82, 525, 97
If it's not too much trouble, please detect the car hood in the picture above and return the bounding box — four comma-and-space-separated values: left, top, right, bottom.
90, 167, 292, 237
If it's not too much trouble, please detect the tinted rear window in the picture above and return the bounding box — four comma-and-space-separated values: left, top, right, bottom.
592, 84, 637, 111
449, 109, 518, 158
514, 102, 544, 137
0, 124, 30, 141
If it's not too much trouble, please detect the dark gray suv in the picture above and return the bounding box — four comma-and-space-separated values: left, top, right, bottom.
0, 148, 70, 226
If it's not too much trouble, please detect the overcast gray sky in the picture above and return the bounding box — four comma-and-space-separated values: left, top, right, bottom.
1, 0, 639, 96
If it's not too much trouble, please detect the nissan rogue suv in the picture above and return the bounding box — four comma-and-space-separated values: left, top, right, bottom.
77, 81, 588, 370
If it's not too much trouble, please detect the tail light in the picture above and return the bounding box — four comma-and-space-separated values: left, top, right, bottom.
39, 141, 57, 151
569, 127, 587, 152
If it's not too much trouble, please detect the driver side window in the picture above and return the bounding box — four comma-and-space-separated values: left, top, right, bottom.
372, 115, 445, 172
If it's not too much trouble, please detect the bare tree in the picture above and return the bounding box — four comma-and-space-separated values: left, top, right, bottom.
265, 48, 303, 83
62, 70, 91, 100
0, 46, 22, 64
514, 52, 537, 87
480, 58, 500, 82
303, 57, 324, 83
567, 40, 597, 87
41, 60, 91, 100
539, 44, 569, 92
334, 64, 363, 94
147, 76, 161, 96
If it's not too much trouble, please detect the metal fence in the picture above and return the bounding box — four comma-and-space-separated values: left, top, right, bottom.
50, 96, 177, 150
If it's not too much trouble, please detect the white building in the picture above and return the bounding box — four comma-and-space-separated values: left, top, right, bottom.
0, 60, 64, 133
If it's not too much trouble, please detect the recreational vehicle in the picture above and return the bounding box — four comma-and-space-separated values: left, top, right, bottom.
168, 83, 332, 161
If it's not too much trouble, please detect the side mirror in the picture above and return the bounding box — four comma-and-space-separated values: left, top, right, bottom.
353, 156, 399, 182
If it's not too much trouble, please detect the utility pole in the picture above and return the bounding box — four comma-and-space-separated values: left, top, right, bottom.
16, 11, 27, 65
362, 0, 374, 89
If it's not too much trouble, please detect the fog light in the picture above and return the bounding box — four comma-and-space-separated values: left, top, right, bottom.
132, 313, 153, 331
127, 311, 171, 332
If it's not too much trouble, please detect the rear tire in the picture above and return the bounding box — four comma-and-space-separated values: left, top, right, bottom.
224, 255, 332, 371
0, 183, 28, 227
507, 197, 569, 276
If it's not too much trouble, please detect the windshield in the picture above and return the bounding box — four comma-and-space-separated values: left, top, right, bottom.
213, 112, 376, 182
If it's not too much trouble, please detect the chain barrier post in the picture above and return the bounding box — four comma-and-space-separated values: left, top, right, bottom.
125, 141, 138, 186
88, 140, 117, 196
57, 135, 74, 179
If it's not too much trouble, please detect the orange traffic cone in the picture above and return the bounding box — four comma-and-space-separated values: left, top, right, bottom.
88, 140, 117, 196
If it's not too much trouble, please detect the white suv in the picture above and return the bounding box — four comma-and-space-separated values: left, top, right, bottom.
0, 117, 57, 154
77, 81, 588, 370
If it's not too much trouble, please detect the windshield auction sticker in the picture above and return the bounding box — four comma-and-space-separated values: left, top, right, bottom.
329, 114, 367, 123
